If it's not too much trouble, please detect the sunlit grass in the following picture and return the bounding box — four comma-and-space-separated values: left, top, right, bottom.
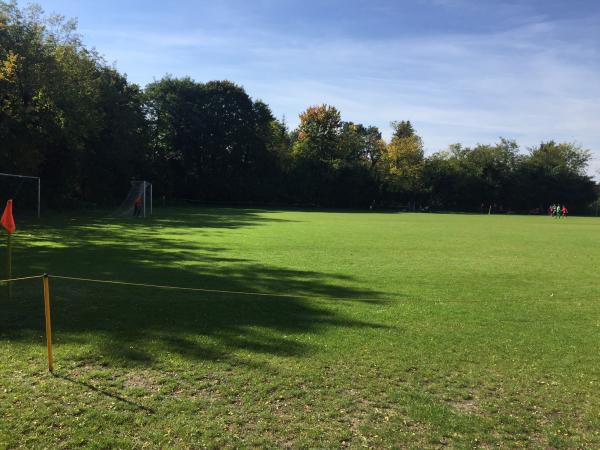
1, 208, 599, 448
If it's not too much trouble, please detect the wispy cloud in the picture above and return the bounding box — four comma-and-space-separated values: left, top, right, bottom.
42, 0, 600, 175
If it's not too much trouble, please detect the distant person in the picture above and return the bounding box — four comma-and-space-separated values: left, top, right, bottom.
133, 194, 143, 217
548, 204, 555, 216
562, 205, 568, 218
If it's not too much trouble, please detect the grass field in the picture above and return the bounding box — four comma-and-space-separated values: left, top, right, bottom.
1, 208, 599, 449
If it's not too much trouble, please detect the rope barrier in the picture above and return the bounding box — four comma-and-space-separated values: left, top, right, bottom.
49, 274, 385, 302
3, 273, 587, 305
0, 274, 45, 283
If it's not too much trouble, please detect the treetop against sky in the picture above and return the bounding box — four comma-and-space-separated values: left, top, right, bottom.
18, 0, 600, 175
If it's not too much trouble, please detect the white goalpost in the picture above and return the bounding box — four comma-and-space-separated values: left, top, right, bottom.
0, 172, 41, 217
145, 181, 153, 217
115, 180, 153, 218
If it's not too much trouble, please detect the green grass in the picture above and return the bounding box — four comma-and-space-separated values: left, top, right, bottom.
1, 208, 599, 449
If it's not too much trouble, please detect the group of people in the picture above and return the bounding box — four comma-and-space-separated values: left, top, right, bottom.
548, 204, 568, 218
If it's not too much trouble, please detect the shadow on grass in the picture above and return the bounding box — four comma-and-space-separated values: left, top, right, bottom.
52, 373, 155, 414
1, 207, 394, 368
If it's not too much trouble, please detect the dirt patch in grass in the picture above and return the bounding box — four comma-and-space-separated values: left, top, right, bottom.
122, 372, 161, 393
447, 395, 480, 415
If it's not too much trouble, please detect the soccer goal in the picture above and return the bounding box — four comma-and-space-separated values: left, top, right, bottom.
0, 172, 41, 218
116, 180, 153, 218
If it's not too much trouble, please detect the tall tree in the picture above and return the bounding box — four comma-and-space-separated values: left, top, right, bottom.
144, 77, 280, 201
292, 104, 342, 163
382, 123, 425, 208
289, 106, 380, 206
390, 120, 415, 139
0, 2, 148, 206
462, 138, 521, 209
517, 141, 596, 209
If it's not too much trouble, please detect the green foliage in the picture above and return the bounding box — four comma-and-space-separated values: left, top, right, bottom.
515, 141, 596, 209
424, 139, 521, 209
0, 2, 597, 211
0, 2, 147, 206
527, 140, 591, 176
144, 77, 283, 201
287, 107, 380, 206
420, 138, 596, 211
391, 119, 415, 139
382, 130, 425, 204
292, 104, 342, 163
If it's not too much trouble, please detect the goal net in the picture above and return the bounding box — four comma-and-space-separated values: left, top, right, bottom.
115, 180, 153, 218
0, 173, 40, 219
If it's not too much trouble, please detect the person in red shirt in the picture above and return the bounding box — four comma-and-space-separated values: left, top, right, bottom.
561, 205, 568, 218
133, 195, 143, 217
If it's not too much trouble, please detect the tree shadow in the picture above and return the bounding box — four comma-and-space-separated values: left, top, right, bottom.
1, 207, 396, 368
52, 373, 155, 414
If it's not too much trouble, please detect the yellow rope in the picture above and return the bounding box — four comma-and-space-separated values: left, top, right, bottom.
0, 274, 583, 305
0, 274, 45, 283
50, 274, 380, 302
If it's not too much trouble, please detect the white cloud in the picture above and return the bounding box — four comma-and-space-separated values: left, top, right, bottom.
82, 10, 600, 176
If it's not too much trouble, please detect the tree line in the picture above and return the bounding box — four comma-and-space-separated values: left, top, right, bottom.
1, 3, 598, 213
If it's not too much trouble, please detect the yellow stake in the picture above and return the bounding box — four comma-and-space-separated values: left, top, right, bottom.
43, 274, 53, 372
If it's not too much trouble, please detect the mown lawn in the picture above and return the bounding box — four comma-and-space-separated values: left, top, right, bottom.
1, 208, 599, 448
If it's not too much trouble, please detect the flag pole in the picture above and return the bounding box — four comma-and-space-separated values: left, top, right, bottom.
6, 233, 11, 299
1, 199, 16, 299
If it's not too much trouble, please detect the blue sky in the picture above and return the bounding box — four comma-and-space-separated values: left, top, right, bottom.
33, 0, 600, 175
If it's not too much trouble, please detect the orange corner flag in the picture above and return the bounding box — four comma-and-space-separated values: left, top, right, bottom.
1, 199, 16, 234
